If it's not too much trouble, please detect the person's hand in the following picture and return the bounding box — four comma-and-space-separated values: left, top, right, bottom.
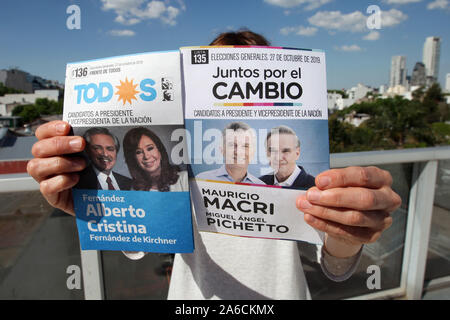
27, 121, 86, 216
297, 166, 401, 257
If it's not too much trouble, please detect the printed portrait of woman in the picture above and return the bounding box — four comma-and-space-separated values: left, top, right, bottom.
123, 127, 188, 192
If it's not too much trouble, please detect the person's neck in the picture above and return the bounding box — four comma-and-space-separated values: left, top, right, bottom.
275, 166, 295, 183
92, 164, 112, 176
149, 174, 160, 188
225, 165, 248, 183
98, 167, 112, 176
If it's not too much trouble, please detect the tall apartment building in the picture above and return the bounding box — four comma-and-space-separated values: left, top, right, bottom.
446, 73, 450, 93
390, 55, 407, 88
0, 69, 63, 93
423, 36, 441, 83
0, 69, 33, 93
410, 62, 426, 87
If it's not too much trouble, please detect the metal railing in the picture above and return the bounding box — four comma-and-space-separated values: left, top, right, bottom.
1, 145, 450, 300
331, 146, 450, 300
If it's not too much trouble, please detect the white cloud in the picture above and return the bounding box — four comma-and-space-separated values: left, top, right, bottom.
160, 6, 181, 26
308, 9, 407, 33
136, 0, 167, 19
304, 0, 333, 11
427, 0, 449, 10
109, 29, 136, 36
383, 0, 421, 4
280, 25, 318, 36
115, 15, 141, 25
334, 44, 363, 52
101, 0, 145, 12
381, 9, 408, 27
264, 0, 332, 10
363, 31, 380, 40
100, 0, 185, 26
175, 0, 186, 11
308, 10, 367, 32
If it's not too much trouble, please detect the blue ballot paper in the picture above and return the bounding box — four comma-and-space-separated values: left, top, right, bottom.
63, 51, 194, 253
73, 189, 193, 252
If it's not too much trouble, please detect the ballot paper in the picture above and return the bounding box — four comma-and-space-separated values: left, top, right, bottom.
181, 46, 328, 245
63, 51, 194, 253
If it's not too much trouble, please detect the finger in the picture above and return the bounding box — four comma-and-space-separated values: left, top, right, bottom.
298, 195, 391, 230
44, 190, 76, 217
303, 214, 383, 244
305, 186, 401, 212
35, 121, 71, 140
297, 197, 393, 230
27, 156, 86, 182
31, 136, 85, 158
40, 173, 80, 197
316, 166, 393, 190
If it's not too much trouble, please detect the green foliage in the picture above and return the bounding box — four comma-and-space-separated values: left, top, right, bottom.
12, 104, 40, 123
0, 82, 24, 96
11, 98, 63, 123
424, 83, 444, 102
35, 98, 63, 115
329, 84, 449, 153
2, 83, 64, 123
412, 86, 425, 101
432, 122, 450, 144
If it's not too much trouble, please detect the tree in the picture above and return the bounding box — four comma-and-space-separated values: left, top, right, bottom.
11, 97, 64, 124
0, 82, 24, 96
35, 98, 63, 115
424, 83, 444, 102
12, 104, 40, 123
412, 86, 425, 101
328, 93, 446, 152
421, 84, 444, 123
432, 122, 450, 145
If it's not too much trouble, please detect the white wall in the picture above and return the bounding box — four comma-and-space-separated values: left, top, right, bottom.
0, 90, 58, 105
0, 90, 59, 115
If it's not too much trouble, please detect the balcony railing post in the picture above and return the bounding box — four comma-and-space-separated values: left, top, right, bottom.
80, 250, 104, 300
405, 160, 438, 300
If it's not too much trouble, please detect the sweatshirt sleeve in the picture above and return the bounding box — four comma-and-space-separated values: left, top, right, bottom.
319, 244, 363, 282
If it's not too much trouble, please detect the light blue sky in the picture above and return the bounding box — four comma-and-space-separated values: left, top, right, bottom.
1, 0, 449, 89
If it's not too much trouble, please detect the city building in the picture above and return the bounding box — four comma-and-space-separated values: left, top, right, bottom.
327, 84, 374, 111
0, 68, 63, 93
390, 56, 407, 88
344, 111, 371, 127
446, 73, 450, 104
347, 83, 371, 101
387, 84, 407, 95
0, 69, 33, 93
423, 36, 441, 84
0, 90, 59, 116
0, 116, 22, 129
327, 92, 342, 111
0, 127, 36, 174
411, 62, 426, 87
446, 73, 450, 93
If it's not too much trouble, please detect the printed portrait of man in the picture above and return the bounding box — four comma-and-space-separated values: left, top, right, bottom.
196, 121, 264, 184
161, 77, 173, 90
259, 125, 315, 190
76, 127, 132, 191
163, 90, 174, 101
